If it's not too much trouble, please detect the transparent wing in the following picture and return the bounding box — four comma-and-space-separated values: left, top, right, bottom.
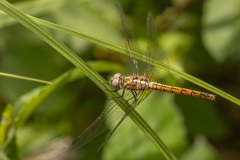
97, 88, 152, 150
71, 88, 151, 150
116, 2, 148, 76
71, 2, 157, 151
70, 95, 125, 150
146, 12, 169, 83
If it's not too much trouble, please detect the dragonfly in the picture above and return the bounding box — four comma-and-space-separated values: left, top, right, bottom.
71, 2, 216, 151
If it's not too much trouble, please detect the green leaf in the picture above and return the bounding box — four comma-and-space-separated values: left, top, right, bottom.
176, 96, 228, 138
180, 136, 218, 160
3, 135, 20, 160
202, 0, 240, 63
0, 104, 14, 147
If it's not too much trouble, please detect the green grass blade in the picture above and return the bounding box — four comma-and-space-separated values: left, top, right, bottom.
29, 15, 121, 55
0, 72, 52, 84
0, 1, 177, 160
27, 14, 239, 105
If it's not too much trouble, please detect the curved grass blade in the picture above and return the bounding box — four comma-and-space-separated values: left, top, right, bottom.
21, 14, 239, 105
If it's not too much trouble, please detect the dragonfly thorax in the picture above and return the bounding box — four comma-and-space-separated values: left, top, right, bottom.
110, 73, 124, 90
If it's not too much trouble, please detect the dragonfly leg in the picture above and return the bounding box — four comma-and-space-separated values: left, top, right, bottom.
130, 90, 138, 102
104, 88, 118, 92
106, 88, 126, 102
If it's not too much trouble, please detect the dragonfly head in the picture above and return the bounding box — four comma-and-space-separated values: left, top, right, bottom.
110, 73, 123, 90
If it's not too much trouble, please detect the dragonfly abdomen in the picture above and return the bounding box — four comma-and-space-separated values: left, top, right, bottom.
149, 82, 216, 100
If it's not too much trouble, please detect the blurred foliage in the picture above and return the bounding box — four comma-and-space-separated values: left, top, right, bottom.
0, 0, 239, 160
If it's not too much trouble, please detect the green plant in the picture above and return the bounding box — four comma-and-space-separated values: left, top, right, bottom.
0, 0, 239, 160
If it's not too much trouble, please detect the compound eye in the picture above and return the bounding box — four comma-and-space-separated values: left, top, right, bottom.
113, 73, 121, 79
111, 79, 120, 89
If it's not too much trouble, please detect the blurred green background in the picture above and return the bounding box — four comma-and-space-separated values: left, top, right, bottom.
0, 0, 239, 159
